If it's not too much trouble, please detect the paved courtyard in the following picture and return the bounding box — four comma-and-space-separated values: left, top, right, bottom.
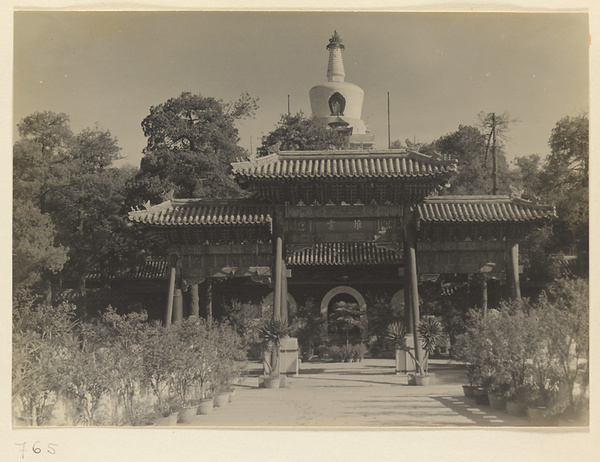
177, 358, 536, 428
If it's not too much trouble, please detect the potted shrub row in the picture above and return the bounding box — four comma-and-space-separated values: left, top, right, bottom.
454, 279, 589, 425
136, 316, 245, 425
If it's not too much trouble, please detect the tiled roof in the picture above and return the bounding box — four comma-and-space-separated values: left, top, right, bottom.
286, 243, 401, 266
232, 150, 457, 180
128, 199, 272, 226
418, 195, 556, 223
86, 258, 169, 281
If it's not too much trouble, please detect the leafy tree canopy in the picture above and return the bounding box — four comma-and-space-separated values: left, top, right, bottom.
134, 92, 258, 202
512, 113, 588, 278
259, 112, 348, 155
13, 111, 136, 299
13, 199, 68, 289
428, 124, 516, 195
542, 114, 588, 268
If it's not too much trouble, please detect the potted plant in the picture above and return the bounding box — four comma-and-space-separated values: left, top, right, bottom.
385, 317, 444, 385
154, 395, 181, 426
454, 310, 496, 401
487, 379, 510, 411
169, 318, 216, 422
212, 367, 233, 408
385, 321, 407, 375
197, 389, 215, 415
462, 364, 478, 398
414, 316, 444, 385
259, 319, 291, 389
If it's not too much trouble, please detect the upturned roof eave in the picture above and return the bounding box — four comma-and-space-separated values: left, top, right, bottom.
418, 195, 556, 223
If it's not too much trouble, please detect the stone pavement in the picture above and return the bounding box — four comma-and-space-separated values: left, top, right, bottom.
176, 358, 536, 428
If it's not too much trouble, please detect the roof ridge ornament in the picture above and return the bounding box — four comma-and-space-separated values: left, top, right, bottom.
509, 185, 524, 199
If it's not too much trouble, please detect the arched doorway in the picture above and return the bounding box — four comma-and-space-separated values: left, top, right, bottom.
391, 289, 405, 315
320, 286, 367, 341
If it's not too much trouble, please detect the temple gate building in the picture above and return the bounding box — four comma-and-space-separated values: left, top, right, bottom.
128, 32, 555, 361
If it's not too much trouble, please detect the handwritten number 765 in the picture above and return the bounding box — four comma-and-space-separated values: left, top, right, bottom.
15, 442, 58, 459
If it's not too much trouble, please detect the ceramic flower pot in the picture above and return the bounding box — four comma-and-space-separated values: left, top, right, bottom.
178, 406, 199, 423
197, 398, 214, 415
506, 400, 527, 416
487, 392, 507, 411
264, 377, 281, 389
215, 392, 230, 408
526, 406, 555, 424
415, 374, 431, 386
462, 385, 476, 398
474, 388, 490, 406
154, 412, 178, 426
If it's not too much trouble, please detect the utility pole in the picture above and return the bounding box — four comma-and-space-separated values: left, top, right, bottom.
491, 113, 498, 195
484, 112, 499, 195
387, 92, 391, 149
287, 95, 290, 116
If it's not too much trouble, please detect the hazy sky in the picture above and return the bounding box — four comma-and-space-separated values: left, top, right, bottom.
14, 11, 589, 167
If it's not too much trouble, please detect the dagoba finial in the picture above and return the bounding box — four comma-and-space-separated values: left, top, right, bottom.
326, 30, 345, 51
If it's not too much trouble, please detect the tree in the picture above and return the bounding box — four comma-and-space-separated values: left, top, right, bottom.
13, 112, 74, 214
17, 111, 73, 156
478, 112, 518, 195
13, 111, 140, 305
72, 124, 122, 172
12, 199, 68, 291
513, 154, 542, 198
430, 125, 513, 195
540, 278, 589, 418
50, 166, 139, 295
134, 91, 258, 202
538, 114, 588, 268
259, 112, 348, 154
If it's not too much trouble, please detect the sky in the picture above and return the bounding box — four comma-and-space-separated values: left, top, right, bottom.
13, 11, 589, 168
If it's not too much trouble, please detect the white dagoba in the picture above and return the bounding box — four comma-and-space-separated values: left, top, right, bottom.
309, 31, 374, 148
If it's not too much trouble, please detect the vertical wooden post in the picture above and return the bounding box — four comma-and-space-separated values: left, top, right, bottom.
173, 289, 183, 323
408, 241, 422, 374
273, 237, 283, 320
481, 276, 488, 317
510, 244, 521, 299
404, 216, 423, 374
165, 265, 176, 327
205, 277, 213, 323
403, 263, 413, 333
280, 261, 288, 322
190, 283, 200, 317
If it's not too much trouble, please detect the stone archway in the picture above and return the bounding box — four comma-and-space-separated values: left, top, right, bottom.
321, 286, 367, 338
320, 286, 367, 317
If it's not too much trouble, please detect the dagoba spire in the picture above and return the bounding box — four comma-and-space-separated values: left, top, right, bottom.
310, 31, 375, 149
326, 30, 345, 82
